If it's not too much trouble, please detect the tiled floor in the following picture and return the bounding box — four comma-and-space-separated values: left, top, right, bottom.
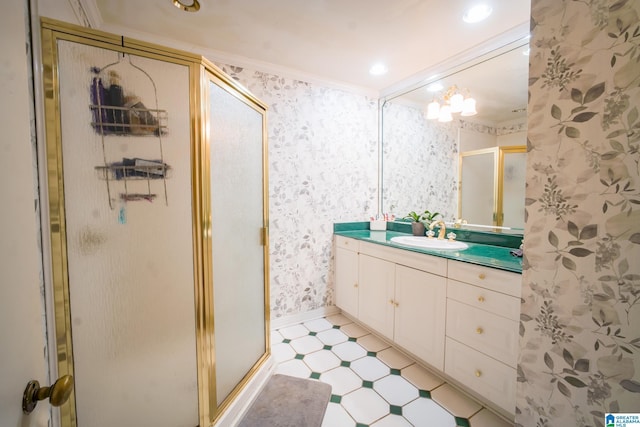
272, 314, 512, 427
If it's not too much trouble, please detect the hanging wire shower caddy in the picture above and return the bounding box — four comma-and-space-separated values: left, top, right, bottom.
90, 53, 170, 209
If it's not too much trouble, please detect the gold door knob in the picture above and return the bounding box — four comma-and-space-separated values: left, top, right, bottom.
478, 273, 486, 280
354, 283, 358, 288
23, 375, 74, 414
394, 301, 400, 307
476, 327, 484, 334
477, 296, 485, 303
389, 299, 395, 305
475, 370, 482, 377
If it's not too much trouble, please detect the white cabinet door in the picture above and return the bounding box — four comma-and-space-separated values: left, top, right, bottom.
335, 246, 360, 318
394, 265, 447, 370
358, 254, 395, 340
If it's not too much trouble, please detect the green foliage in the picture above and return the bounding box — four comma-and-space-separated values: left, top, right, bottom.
404, 209, 441, 223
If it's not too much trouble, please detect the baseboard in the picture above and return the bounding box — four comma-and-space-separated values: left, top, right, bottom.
213, 356, 275, 427
270, 305, 341, 330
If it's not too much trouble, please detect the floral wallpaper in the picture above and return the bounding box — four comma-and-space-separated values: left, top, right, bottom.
218, 65, 379, 319
518, 0, 640, 426
381, 101, 459, 220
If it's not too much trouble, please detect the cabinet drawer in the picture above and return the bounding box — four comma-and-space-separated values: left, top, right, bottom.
335, 235, 359, 251
447, 279, 520, 321
445, 337, 516, 415
359, 241, 447, 277
447, 260, 521, 297
446, 299, 518, 367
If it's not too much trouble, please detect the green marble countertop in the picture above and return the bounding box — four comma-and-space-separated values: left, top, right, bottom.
334, 223, 523, 274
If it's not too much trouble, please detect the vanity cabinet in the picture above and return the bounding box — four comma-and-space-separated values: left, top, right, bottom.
335, 237, 360, 318
333, 235, 522, 418
334, 237, 447, 370
444, 261, 521, 414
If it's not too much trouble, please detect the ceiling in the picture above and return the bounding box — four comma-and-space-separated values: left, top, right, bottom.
91, 0, 530, 94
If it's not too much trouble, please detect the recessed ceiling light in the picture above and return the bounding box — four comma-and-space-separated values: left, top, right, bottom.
172, 0, 200, 12
427, 83, 444, 92
463, 4, 492, 23
369, 63, 388, 76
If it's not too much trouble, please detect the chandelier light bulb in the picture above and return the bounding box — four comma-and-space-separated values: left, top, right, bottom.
426, 101, 440, 119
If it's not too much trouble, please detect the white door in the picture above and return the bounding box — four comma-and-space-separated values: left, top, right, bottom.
0, 2, 50, 425
358, 254, 395, 339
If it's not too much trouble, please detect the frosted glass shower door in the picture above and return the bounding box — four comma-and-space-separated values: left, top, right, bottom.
207, 77, 268, 407
47, 39, 199, 427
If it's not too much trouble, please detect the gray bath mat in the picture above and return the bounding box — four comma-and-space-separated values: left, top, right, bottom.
238, 374, 332, 427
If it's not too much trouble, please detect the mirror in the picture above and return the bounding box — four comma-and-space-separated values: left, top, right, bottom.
381, 37, 529, 232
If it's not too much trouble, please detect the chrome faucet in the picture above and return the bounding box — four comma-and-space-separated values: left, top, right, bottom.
429, 220, 446, 240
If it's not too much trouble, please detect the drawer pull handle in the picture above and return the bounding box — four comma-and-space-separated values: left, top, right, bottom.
478, 273, 486, 280
476, 327, 484, 334
394, 301, 400, 307
389, 299, 395, 305
477, 296, 485, 303
354, 283, 358, 288
475, 370, 482, 377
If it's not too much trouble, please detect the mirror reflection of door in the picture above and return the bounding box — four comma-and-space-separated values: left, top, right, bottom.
459, 146, 526, 228
459, 148, 497, 225
500, 148, 527, 229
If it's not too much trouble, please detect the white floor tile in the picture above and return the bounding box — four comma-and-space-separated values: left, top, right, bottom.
320, 366, 363, 395
340, 322, 370, 338
271, 342, 296, 363
401, 364, 445, 391
341, 388, 390, 425
304, 317, 334, 332
278, 323, 310, 340
350, 356, 391, 381
270, 329, 283, 344
290, 335, 324, 354
316, 328, 349, 345
304, 350, 342, 373
321, 402, 356, 427
403, 398, 457, 427
371, 414, 414, 427
331, 341, 367, 362
377, 347, 414, 369
374, 375, 419, 406
274, 359, 311, 379
357, 333, 391, 352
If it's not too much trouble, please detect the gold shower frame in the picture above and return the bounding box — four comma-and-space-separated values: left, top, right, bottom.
40, 18, 270, 427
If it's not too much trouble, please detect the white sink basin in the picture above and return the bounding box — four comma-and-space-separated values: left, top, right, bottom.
390, 236, 469, 251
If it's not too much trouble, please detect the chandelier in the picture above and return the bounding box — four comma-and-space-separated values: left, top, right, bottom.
426, 85, 477, 122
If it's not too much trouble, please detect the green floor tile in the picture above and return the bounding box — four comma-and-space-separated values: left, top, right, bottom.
348, 337, 357, 342
362, 380, 374, 388
323, 345, 332, 350
419, 389, 431, 398
356, 423, 369, 427
308, 331, 317, 336
340, 360, 351, 367
455, 416, 471, 427
330, 394, 342, 404
390, 368, 401, 375
282, 338, 291, 343
367, 351, 377, 357
390, 405, 403, 415
310, 372, 321, 379
332, 325, 341, 329
294, 353, 304, 360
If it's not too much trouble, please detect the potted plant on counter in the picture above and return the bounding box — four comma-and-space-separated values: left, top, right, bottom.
404, 210, 442, 236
